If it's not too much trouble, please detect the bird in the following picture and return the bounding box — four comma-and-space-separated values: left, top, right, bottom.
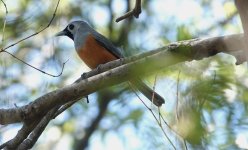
55, 20, 165, 107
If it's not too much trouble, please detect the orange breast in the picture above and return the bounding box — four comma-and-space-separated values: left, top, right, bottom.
77, 34, 118, 69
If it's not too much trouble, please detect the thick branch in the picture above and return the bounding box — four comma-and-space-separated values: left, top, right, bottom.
16, 106, 60, 150
0, 102, 77, 149
0, 34, 245, 125
235, 0, 248, 61
0, 121, 39, 149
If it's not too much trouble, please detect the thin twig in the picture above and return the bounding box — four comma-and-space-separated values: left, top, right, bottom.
54, 100, 77, 117
0, 0, 63, 77
151, 74, 158, 108
128, 83, 177, 150
176, 70, 181, 121
183, 140, 188, 150
129, 80, 187, 149
1, 0, 8, 43
175, 70, 188, 150
158, 107, 162, 125
1, 50, 68, 77
116, 0, 142, 22
1, 0, 60, 51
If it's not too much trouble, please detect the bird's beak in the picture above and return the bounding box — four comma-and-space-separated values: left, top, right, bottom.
55, 29, 67, 36
55, 27, 74, 40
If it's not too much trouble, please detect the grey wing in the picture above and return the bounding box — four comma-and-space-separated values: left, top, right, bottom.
91, 31, 124, 58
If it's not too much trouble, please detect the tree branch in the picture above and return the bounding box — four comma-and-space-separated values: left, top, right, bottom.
0, 50, 68, 77
0, 101, 77, 149
1, 0, 60, 51
0, 34, 245, 126
0, 121, 39, 149
235, 0, 248, 62
16, 106, 60, 150
116, 0, 142, 22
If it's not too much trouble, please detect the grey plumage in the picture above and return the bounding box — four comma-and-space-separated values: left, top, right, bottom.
56, 20, 165, 106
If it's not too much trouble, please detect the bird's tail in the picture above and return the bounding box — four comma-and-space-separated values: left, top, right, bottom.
130, 79, 165, 107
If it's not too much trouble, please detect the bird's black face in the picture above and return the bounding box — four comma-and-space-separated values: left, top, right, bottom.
56, 21, 90, 41
55, 24, 74, 40
65, 24, 75, 40
65, 28, 74, 40
62, 27, 74, 40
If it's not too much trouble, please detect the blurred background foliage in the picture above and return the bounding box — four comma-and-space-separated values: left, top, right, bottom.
0, 0, 248, 149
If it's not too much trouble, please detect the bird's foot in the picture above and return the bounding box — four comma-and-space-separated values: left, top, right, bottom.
96, 64, 103, 72
81, 72, 88, 80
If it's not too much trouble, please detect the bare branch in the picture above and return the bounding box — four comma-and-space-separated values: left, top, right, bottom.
16, 106, 60, 150
1, 102, 76, 149
0, 34, 245, 126
76, 34, 245, 82
0, 121, 39, 149
53, 100, 77, 117
116, 0, 142, 22
235, 0, 248, 61
16, 101, 78, 150
0, 33, 246, 149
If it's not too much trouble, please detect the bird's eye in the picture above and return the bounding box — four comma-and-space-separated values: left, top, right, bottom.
68, 24, 74, 30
